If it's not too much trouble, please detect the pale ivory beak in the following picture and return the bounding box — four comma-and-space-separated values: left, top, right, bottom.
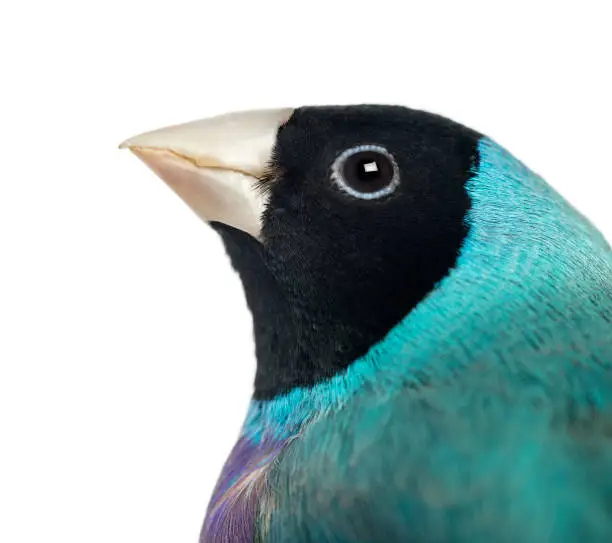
119, 108, 294, 238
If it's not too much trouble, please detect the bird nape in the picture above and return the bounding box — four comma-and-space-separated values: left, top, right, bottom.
121, 105, 612, 543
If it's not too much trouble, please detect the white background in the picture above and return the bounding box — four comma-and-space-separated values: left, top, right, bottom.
1, 2, 611, 542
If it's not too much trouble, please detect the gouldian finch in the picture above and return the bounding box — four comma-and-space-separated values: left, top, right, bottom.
121, 106, 612, 543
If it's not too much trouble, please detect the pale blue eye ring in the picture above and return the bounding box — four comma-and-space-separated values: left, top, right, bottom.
330, 145, 400, 200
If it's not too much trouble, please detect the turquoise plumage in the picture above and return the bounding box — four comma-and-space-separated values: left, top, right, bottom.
210, 138, 612, 542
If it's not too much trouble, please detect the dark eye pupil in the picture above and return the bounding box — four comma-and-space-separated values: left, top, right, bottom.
342, 150, 395, 194
356, 158, 382, 181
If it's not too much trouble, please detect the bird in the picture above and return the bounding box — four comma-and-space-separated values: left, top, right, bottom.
120, 105, 612, 543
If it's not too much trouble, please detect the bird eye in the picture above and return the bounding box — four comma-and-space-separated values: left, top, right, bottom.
331, 145, 399, 200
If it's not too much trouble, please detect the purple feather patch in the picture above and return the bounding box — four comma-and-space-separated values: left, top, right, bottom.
200, 435, 287, 543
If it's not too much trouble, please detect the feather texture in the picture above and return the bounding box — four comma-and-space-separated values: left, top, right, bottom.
204, 137, 612, 542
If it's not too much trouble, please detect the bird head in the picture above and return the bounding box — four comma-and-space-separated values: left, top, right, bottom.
120, 105, 609, 400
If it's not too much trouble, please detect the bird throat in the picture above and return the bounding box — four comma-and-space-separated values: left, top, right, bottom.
211, 219, 467, 400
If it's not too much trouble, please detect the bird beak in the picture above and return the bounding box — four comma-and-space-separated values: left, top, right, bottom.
119, 108, 293, 239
